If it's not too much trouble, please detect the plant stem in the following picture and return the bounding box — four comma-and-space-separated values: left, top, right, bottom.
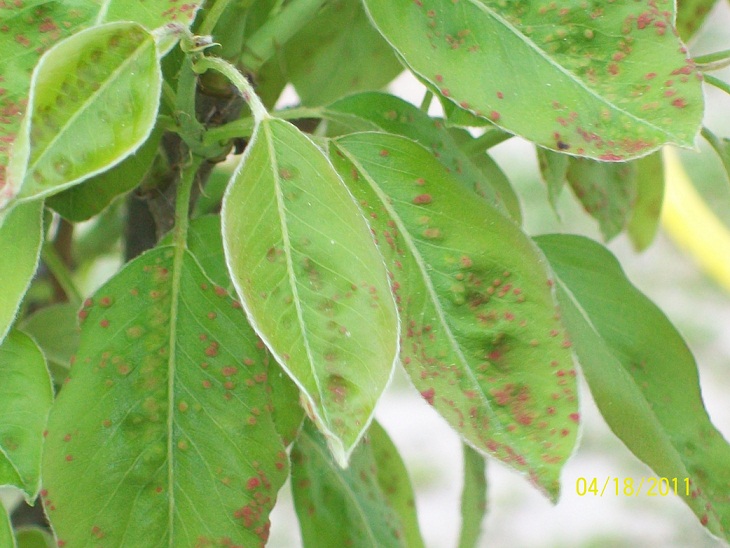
203, 105, 323, 145
420, 90, 434, 113
194, 55, 268, 123
41, 244, 82, 305
457, 444, 487, 548
173, 155, 205, 253
694, 49, 730, 72
198, 0, 234, 36
704, 74, 730, 97
239, 0, 330, 73
465, 129, 512, 154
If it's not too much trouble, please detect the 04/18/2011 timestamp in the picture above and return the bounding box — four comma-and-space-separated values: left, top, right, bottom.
576, 477, 692, 497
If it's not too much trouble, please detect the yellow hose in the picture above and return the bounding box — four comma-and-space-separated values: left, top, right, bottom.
661, 147, 730, 293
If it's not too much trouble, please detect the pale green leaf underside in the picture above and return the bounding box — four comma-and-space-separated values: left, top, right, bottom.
363, 0, 704, 160
7, 22, 161, 207
332, 133, 578, 499
0, 1, 201, 198
536, 234, 730, 539
0, 201, 43, 345
0, 330, 53, 500
222, 117, 399, 466
291, 421, 412, 548
42, 247, 288, 546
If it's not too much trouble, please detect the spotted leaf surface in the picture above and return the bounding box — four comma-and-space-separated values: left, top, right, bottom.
5, 22, 161, 207
0, 201, 43, 345
676, 0, 717, 40
223, 117, 398, 466
331, 133, 578, 499
566, 156, 638, 241
281, 0, 403, 106
363, 0, 704, 160
0, 330, 53, 500
536, 234, 730, 539
42, 247, 288, 547
325, 91, 520, 222
291, 420, 421, 548
0, 1, 201, 205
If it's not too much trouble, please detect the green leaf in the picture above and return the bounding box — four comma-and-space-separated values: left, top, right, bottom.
536, 148, 570, 212
5, 22, 161, 207
47, 124, 163, 222
20, 303, 80, 373
42, 247, 289, 546
291, 420, 420, 548
458, 444, 487, 548
281, 0, 403, 106
222, 117, 399, 466
162, 215, 306, 445
536, 234, 730, 539
325, 92, 521, 222
369, 421, 425, 548
676, 0, 717, 40
0, 202, 43, 345
627, 152, 664, 251
566, 157, 638, 241
0, 330, 53, 500
363, 0, 704, 160
0, 1, 201, 204
0, 504, 14, 548
331, 133, 578, 499
15, 527, 53, 548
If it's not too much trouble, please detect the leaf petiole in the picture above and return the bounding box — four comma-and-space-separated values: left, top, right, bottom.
694, 49, 730, 72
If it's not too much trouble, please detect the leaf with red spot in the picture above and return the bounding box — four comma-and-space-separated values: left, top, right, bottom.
536, 234, 730, 540
0, 201, 43, 346
565, 156, 638, 241
0, 330, 53, 501
363, 0, 704, 160
42, 247, 289, 546
331, 132, 578, 500
291, 420, 424, 548
4, 22, 161, 208
0, 1, 202, 206
222, 117, 399, 467
324, 91, 521, 222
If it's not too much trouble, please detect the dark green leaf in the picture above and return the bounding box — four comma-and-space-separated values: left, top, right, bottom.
458, 444, 487, 548
281, 0, 402, 106
627, 152, 664, 251
363, 0, 704, 160
566, 157, 638, 240
325, 92, 520, 222
20, 303, 79, 383
536, 148, 570, 212
7, 23, 161, 206
222, 117, 399, 466
42, 247, 289, 545
536, 234, 730, 539
291, 420, 419, 548
332, 133, 578, 499
0, 330, 53, 500
676, 0, 717, 40
47, 125, 163, 222
370, 421, 425, 548
0, 202, 43, 344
